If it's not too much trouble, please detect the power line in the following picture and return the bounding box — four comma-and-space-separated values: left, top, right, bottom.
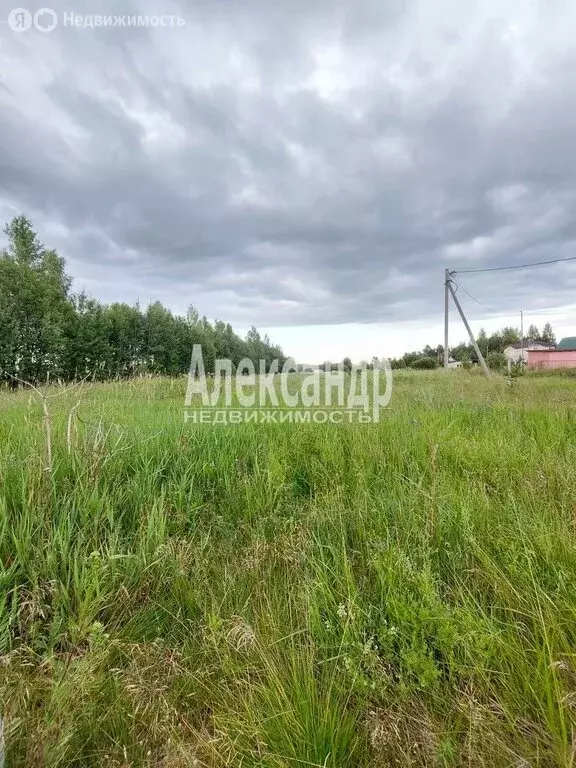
451, 276, 572, 319
450, 278, 496, 313
452, 254, 576, 275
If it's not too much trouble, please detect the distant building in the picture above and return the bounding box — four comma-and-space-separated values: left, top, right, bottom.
503, 340, 555, 364
527, 348, 576, 369
557, 337, 576, 351
527, 343, 576, 369
447, 358, 462, 369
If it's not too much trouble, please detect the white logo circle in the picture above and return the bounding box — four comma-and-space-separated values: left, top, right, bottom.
8, 7, 32, 32
33, 7, 58, 32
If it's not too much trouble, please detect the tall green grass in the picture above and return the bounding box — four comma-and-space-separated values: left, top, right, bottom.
1, 371, 576, 766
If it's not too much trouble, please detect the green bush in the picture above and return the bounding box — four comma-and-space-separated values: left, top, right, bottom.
486, 351, 507, 372
411, 356, 437, 370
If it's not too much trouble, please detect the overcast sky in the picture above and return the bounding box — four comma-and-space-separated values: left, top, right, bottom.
1, 0, 576, 361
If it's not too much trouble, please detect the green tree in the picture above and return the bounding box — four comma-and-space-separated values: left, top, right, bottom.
486, 351, 506, 372
145, 302, 179, 374
0, 215, 72, 383
501, 327, 520, 346
412, 356, 437, 370
422, 345, 436, 359
477, 328, 489, 356
450, 342, 472, 362
0, 215, 285, 384
541, 322, 556, 345
106, 303, 145, 377
246, 326, 267, 369
64, 293, 113, 379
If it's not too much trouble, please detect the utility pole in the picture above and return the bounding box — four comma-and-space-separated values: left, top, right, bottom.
520, 310, 524, 364
447, 280, 491, 378
444, 268, 450, 371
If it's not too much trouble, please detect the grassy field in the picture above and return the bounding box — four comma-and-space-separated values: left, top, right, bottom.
1, 370, 576, 767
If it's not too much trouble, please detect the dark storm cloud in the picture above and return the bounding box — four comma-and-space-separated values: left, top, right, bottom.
1, 0, 576, 327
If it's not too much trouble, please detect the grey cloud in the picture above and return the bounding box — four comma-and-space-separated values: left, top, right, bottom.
1, 0, 576, 329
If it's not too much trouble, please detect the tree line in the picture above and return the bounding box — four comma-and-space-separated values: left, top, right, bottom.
390, 323, 556, 370
0, 216, 286, 385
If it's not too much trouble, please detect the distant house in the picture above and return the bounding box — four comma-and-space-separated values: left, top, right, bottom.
527, 339, 576, 369
557, 337, 576, 351
503, 340, 555, 364
447, 357, 462, 369
527, 347, 576, 369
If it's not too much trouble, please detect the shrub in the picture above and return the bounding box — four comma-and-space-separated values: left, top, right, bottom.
486, 351, 507, 372
411, 356, 437, 370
